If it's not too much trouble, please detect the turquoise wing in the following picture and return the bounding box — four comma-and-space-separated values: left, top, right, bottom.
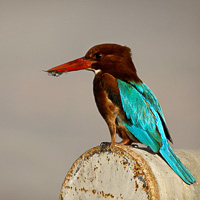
127, 80, 173, 143
117, 79, 196, 184
117, 79, 164, 152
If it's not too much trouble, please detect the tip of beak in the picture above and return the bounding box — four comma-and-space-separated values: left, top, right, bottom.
43, 70, 63, 77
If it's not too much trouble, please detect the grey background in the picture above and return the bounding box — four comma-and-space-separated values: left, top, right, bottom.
0, 1, 199, 200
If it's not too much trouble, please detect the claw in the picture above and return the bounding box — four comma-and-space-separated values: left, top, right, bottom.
100, 142, 111, 146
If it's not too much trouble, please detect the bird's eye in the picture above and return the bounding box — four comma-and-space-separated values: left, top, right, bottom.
94, 53, 102, 59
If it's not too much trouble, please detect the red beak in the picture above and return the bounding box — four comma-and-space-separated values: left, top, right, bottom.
46, 57, 94, 76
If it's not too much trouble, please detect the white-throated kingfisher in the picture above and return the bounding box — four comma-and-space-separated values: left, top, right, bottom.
46, 43, 196, 184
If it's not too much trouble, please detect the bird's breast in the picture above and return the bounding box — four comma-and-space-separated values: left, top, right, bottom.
93, 72, 126, 122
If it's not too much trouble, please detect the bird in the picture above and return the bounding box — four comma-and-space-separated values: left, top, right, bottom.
46, 43, 196, 184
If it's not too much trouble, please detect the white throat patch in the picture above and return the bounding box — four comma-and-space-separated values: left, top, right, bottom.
86, 68, 101, 75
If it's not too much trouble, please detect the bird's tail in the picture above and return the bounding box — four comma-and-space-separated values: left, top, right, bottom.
160, 145, 196, 184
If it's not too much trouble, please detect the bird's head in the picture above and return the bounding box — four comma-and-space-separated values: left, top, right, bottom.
47, 43, 141, 82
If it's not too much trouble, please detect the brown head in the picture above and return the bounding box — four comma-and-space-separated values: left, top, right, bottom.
47, 43, 141, 82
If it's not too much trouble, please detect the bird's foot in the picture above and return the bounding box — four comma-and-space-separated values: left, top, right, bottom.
100, 142, 111, 147
100, 142, 116, 150
100, 142, 114, 152
118, 138, 133, 145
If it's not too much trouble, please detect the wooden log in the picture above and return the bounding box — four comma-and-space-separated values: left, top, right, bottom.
59, 144, 200, 200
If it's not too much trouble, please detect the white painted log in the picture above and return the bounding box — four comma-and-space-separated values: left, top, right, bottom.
59, 144, 200, 200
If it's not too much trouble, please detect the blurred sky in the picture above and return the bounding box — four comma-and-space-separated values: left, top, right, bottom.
0, 0, 199, 200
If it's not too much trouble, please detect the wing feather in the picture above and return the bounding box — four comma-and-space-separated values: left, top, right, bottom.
117, 79, 163, 152
127, 81, 173, 143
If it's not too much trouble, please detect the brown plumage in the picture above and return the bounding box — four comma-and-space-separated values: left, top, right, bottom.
93, 71, 140, 147
85, 44, 141, 82
46, 43, 196, 184
47, 43, 141, 147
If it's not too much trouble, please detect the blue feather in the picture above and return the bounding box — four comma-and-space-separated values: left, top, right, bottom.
117, 79, 196, 184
